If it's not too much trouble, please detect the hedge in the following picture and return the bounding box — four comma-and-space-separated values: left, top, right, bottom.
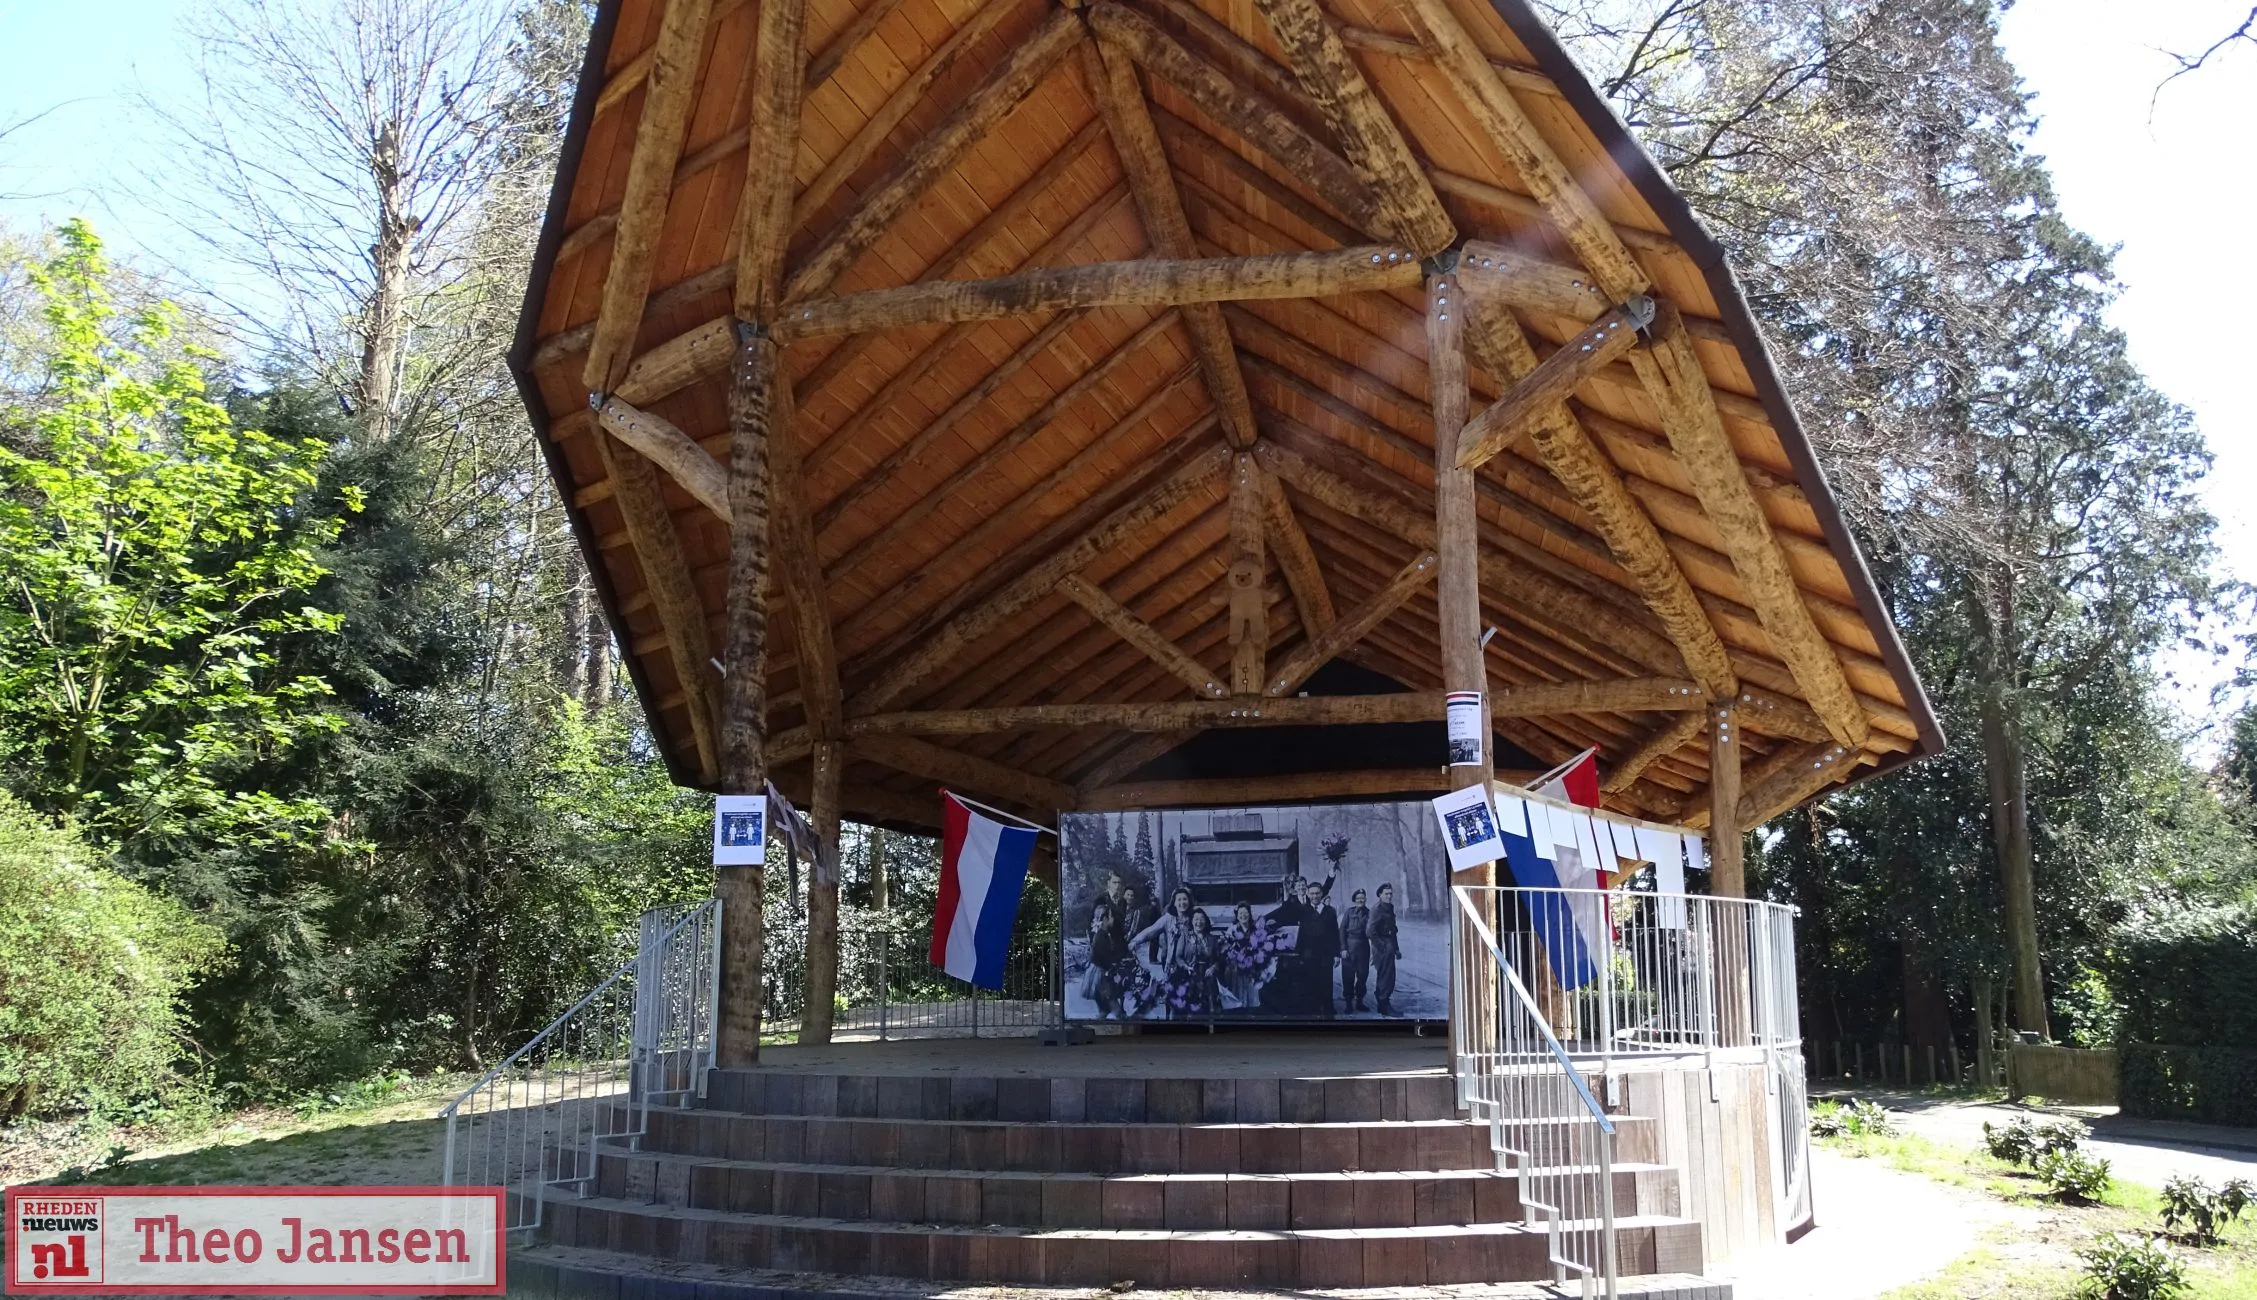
2119, 1043, 2257, 1128
2113, 911, 2257, 1126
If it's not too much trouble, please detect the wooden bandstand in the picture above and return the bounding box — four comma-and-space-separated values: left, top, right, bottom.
505, 0, 1941, 1284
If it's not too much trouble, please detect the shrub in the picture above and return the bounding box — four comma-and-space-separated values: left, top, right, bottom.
1984, 1114, 2090, 1166
2037, 1148, 2113, 1203
1811, 1098, 1897, 1140
2159, 1175, 2253, 1246
2075, 1233, 2187, 1300
0, 795, 223, 1119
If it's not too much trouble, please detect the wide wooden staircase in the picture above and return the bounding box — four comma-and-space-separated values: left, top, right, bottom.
517, 1064, 1708, 1291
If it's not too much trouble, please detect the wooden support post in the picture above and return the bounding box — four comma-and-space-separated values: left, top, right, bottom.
1430, 267, 1490, 796
596, 396, 730, 523
800, 740, 842, 1044
1709, 702, 1743, 896
1455, 299, 1648, 472
1228, 454, 1269, 694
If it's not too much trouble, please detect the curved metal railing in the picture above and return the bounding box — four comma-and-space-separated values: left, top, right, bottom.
438, 899, 722, 1232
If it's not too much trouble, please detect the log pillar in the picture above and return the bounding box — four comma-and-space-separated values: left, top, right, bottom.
1708, 703, 1744, 896
1227, 454, 1269, 694
1430, 265, 1492, 801
800, 740, 842, 1044
716, 326, 780, 1069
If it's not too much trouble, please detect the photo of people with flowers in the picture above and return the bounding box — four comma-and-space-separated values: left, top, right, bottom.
1060, 803, 1448, 1022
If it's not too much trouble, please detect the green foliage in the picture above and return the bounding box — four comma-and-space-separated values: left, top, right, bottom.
0, 792, 222, 1120
2076, 1233, 2188, 1300
2159, 1176, 2253, 1247
0, 220, 347, 857
2037, 1148, 2114, 1203
1985, 1115, 2092, 1166
1812, 1099, 1898, 1139
2115, 908, 2257, 1125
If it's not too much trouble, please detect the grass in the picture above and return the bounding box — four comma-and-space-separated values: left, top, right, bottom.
0, 1072, 472, 1191
1807, 1111, 2257, 1298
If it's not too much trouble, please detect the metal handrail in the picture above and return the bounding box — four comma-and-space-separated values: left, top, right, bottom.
1451, 885, 1619, 1300
439, 898, 722, 1232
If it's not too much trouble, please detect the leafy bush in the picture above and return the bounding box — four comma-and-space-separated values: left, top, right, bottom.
1984, 1115, 2090, 1165
2122, 1043, 2257, 1129
2115, 911, 2257, 1126
2159, 1175, 2253, 1246
2075, 1233, 2187, 1300
0, 794, 223, 1119
2037, 1147, 2113, 1203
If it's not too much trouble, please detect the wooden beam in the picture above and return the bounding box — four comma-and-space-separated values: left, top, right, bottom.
1266, 550, 1435, 696
1083, 766, 1457, 809
1458, 239, 1607, 322
1738, 739, 1865, 827
771, 399, 841, 743
1707, 702, 1742, 896
594, 431, 722, 783
1460, 298, 1736, 702
1428, 267, 1489, 789
1455, 298, 1648, 471
1246, 0, 1455, 255
731, 0, 808, 319
826, 310, 1181, 581
850, 734, 1076, 811
806, 0, 909, 89
784, 9, 1083, 303
1602, 711, 1705, 794
1226, 454, 1269, 693
848, 691, 1447, 734
851, 443, 1232, 712
615, 317, 736, 408
1057, 574, 1227, 699
582, 0, 715, 391
1398, 0, 1649, 301
1492, 677, 1703, 717
1335, 24, 1559, 99
1083, 3, 1382, 238
1260, 468, 1335, 639
1629, 304, 1869, 748
1427, 168, 1678, 259
1153, 106, 1361, 249
795, 0, 1019, 230
774, 245, 1422, 340
810, 185, 1133, 504
1082, 36, 1258, 449
596, 396, 729, 522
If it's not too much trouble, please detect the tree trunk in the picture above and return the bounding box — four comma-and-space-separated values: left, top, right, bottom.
1973, 971, 1996, 1087
359, 122, 413, 443
1901, 942, 1952, 1052
1977, 672, 2047, 1038
560, 578, 590, 699
800, 741, 841, 1044
870, 826, 889, 910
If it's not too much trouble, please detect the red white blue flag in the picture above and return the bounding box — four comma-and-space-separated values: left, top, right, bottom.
929, 791, 1039, 989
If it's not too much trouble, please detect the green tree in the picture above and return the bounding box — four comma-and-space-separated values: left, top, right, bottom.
0, 220, 349, 859
0, 792, 222, 1119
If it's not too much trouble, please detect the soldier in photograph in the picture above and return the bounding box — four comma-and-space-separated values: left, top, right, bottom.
1341, 888, 1372, 1012
1371, 882, 1400, 1016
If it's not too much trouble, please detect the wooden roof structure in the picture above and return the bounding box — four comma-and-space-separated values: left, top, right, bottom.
511, 0, 1942, 844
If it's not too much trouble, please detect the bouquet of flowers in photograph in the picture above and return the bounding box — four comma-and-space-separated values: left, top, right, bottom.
1222, 916, 1293, 975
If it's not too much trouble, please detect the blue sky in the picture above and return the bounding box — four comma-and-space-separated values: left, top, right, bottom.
4, 0, 2253, 724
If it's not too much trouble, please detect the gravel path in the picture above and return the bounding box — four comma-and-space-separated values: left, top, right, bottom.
1820, 1088, 2257, 1189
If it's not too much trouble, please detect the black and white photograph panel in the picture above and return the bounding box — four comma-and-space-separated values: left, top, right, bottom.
1059, 802, 1449, 1023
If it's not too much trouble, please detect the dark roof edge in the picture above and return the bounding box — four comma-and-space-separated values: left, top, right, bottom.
509, 0, 711, 791
1479, 0, 1945, 773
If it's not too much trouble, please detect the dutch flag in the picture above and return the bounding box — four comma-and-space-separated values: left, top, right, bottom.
929, 791, 1039, 989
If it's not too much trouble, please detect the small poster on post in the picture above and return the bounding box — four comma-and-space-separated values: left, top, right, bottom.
1444, 690, 1484, 766
1432, 784, 1505, 871
712, 794, 766, 866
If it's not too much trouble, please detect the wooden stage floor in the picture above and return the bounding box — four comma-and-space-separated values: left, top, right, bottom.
742, 1029, 1451, 1080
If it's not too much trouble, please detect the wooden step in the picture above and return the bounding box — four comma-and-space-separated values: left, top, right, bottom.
538, 1194, 1707, 1286
640, 1106, 1505, 1174
589, 1143, 1686, 1227
702, 1069, 1461, 1123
